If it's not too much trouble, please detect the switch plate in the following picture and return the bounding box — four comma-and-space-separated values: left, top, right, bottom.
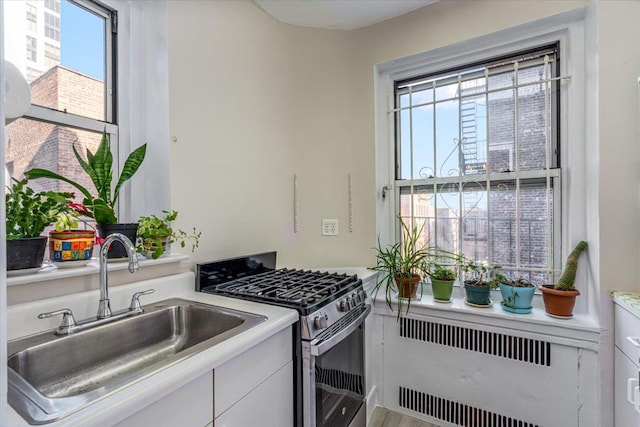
322, 219, 339, 236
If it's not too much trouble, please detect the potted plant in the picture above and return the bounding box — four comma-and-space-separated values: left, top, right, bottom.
462, 260, 502, 307
136, 210, 201, 259
48, 203, 96, 267
5, 178, 75, 271
372, 216, 430, 319
25, 128, 146, 258
499, 276, 536, 314
540, 241, 588, 318
426, 260, 459, 303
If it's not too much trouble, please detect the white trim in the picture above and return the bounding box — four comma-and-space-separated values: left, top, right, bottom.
374, 9, 588, 309
0, 1, 7, 423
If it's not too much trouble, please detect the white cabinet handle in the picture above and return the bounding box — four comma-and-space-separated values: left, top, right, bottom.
627, 336, 640, 348
627, 378, 640, 413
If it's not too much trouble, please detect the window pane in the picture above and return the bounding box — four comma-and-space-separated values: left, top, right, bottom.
4, 0, 107, 121
5, 118, 101, 200
487, 89, 516, 173
435, 100, 459, 177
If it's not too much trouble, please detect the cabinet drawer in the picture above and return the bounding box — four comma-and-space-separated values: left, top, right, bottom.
214, 326, 292, 418
615, 348, 640, 427
615, 305, 640, 364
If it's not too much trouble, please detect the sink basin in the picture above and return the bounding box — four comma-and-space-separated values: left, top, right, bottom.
8, 297, 266, 424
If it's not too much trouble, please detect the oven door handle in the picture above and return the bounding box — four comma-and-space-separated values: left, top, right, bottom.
310, 304, 371, 357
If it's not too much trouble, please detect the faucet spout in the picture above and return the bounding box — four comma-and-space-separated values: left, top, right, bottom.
98, 233, 138, 319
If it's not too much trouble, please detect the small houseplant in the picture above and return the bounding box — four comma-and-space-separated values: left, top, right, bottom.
136, 210, 201, 259
48, 202, 96, 266
540, 241, 588, 317
462, 260, 502, 306
372, 216, 430, 319
25, 128, 147, 258
499, 276, 536, 314
425, 250, 463, 303
5, 178, 75, 271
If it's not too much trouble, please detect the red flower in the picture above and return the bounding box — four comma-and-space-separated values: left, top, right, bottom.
95, 236, 105, 246
68, 202, 89, 213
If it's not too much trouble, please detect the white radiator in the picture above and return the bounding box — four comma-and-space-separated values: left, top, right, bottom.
380, 314, 597, 427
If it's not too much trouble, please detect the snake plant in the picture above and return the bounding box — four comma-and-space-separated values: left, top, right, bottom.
25, 129, 146, 225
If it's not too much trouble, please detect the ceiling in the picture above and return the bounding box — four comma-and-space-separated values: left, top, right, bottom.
253, 0, 437, 31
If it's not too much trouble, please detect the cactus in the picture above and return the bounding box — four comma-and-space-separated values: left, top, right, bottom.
555, 241, 587, 291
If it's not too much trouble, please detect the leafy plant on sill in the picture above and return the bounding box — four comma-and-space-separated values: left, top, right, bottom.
25, 129, 147, 225
462, 259, 504, 289
6, 178, 76, 240
137, 210, 201, 259
500, 276, 533, 309
372, 216, 431, 318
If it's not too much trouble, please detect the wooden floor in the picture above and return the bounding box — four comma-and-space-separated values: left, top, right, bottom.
368, 406, 438, 427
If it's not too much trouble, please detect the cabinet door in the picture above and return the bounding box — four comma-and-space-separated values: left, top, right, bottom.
115, 371, 214, 427
615, 348, 640, 427
215, 360, 293, 427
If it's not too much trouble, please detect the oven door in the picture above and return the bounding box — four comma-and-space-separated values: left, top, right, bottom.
302, 304, 371, 427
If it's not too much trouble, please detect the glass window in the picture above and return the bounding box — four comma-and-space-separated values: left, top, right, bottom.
394, 45, 561, 282
4, 0, 116, 206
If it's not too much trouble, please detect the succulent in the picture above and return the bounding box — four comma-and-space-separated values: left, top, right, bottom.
555, 241, 588, 291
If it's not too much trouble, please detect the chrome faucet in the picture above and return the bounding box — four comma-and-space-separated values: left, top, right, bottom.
98, 233, 139, 319
38, 234, 152, 335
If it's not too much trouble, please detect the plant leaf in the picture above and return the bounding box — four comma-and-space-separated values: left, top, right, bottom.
113, 144, 147, 204
24, 168, 94, 201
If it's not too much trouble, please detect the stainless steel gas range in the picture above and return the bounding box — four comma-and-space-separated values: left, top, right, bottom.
196, 252, 370, 427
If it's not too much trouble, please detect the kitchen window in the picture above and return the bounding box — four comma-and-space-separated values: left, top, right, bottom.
5, 0, 114, 205
381, 34, 578, 286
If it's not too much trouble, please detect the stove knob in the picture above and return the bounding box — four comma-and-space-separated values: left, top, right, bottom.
340, 298, 350, 312
314, 315, 328, 330
349, 294, 358, 308
359, 289, 367, 302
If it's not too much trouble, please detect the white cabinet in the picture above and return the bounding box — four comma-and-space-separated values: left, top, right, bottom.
615, 304, 640, 427
214, 326, 293, 426
115, 371, 214, 427
215, 361, 293, 427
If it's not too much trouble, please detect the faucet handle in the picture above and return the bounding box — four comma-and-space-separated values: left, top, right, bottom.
38, 308, 77, 334
129, 289, 155, 311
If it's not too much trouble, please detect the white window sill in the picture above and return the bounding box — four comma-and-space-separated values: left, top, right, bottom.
6, 253, 190, 287
371, 287, 601, 349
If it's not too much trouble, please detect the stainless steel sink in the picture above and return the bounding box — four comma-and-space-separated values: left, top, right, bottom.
8, 297, 266, 424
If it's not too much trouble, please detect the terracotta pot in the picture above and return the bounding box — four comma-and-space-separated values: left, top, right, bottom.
540, 284, 580, 318
395, 275, 421, 299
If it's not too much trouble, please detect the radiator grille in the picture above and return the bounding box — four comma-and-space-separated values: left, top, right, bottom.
399, 386, 540, 427
399, 318, 551, 366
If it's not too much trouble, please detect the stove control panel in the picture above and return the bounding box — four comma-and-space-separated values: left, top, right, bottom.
302, 286, 368, 340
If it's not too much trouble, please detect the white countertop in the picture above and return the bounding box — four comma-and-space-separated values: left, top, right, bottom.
6, 272, 298, 427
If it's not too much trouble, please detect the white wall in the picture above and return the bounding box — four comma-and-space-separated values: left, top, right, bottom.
168, 0, 374, 268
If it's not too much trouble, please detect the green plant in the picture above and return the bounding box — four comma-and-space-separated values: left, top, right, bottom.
137, 210, 201, 259
372, 216, 431, 317
555, 241, 588, 291
25, 128, 147, 225
5, 178, 75, 240
502, 276, 534, 288
461, 259, 503, 289
427, 263, 457, 281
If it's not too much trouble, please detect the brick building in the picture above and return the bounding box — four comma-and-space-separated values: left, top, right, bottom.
5, 66, 104, 198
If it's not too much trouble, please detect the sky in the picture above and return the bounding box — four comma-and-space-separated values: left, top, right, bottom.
60, 0, 105, 81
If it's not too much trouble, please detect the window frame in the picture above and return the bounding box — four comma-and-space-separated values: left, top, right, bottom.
392, 44, 563, 281
374, 10, 588, 306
